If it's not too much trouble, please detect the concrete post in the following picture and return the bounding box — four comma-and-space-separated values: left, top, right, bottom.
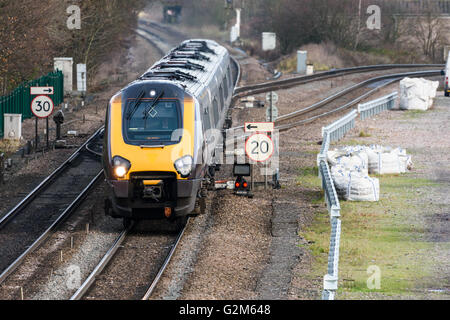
235, 8, 241, 38
297, 51, 307, 74
77, 63, 87, 93
3, 113, 22, 140
54, 57, 73, 94
230, 8, 241, 43
262, 33, 276, 51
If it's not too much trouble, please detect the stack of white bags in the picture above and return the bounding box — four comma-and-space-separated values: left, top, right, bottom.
327, 145, 412, 202
399, 77, 439, 111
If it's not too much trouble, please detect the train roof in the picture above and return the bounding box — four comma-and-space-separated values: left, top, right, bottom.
132, 39, 230, 99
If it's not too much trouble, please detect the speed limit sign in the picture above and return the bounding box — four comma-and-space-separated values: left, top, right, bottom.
31, 95, 54, 118
245, 133, 274, 162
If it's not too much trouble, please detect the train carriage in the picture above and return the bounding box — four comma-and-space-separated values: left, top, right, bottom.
103, 39, 235, 224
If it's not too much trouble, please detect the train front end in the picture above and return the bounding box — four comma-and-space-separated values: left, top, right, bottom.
103, 81, 201, 221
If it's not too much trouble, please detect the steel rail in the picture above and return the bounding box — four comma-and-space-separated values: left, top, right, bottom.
69, 218, 189, 300
276, 79, 397, 131
0, 127, 104, 230
230, 55, 242, 89
276, 70, 441, 131
229, 69, 441, 133
134, 29, 166, 57
141, 217, 190, 300
0, 170, 104, 286
276, 70, 441, 123
70, 224, 133, 300
233, 64, 443, 98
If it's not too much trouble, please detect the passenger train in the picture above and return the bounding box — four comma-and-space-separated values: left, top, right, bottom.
102, 39, 236, 225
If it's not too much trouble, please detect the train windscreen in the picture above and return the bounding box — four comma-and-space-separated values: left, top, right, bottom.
124, 100, 182, 145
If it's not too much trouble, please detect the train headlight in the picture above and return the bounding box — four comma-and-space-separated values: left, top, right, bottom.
174, 155, 193, 178
112, 156, 131, 178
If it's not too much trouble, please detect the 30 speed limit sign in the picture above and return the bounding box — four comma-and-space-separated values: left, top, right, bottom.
31, 95, 54, 118
245, 133, 274, 162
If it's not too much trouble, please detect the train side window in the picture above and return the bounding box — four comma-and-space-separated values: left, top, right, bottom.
203, 107, 211, 131
223, 76, 229, 99
212, 97, 220, 126
228, 66, 233, 88
219, 85, 224, 110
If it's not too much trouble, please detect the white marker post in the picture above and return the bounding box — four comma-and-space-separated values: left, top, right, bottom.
77, 64, 87, 94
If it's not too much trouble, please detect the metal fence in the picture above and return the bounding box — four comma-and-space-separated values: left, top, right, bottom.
317, 92, 397, 299
358, 92, 398, 120
322, 109, 358, 143
0, 70, 64, 137
317, 128, 342, 300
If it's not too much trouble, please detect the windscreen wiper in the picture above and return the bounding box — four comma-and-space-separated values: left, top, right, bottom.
126, 90, 145, 120
143, 90, 165, 128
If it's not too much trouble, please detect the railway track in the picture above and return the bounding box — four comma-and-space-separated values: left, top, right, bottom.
135, 19, 185, 56
70, 218, 189, 300
275, 69, 442, 131
229, 69, 442, 133
233, 63, 444, 101
0, 128, 104, 286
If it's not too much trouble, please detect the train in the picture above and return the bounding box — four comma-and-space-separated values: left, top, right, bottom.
162, 0, 182, 23
163, 5, 182, 24
102, 39, 236, 226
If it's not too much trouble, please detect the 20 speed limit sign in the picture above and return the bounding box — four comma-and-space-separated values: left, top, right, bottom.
245, 133, 274, 162
31, 95, 54, 118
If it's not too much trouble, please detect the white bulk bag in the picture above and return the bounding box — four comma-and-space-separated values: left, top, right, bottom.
399, 77, 439, 110
327, 146, 369, 175
393, 148, 413, 172
331, 166, 380, 202
364, 146, 412, 174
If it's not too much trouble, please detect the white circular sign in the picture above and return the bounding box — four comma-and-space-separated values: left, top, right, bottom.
31, 95, 54, 118
245, 133, 274, 162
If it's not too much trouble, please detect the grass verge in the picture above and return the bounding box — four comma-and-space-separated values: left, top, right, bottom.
297, 163, 440, 299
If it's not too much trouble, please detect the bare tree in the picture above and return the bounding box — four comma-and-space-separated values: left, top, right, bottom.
397, 1, 446, 62
415, 12, 445, 61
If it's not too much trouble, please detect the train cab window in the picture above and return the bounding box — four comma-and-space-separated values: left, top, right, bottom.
124, 99, 181, 145
212, 97, 220, 125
